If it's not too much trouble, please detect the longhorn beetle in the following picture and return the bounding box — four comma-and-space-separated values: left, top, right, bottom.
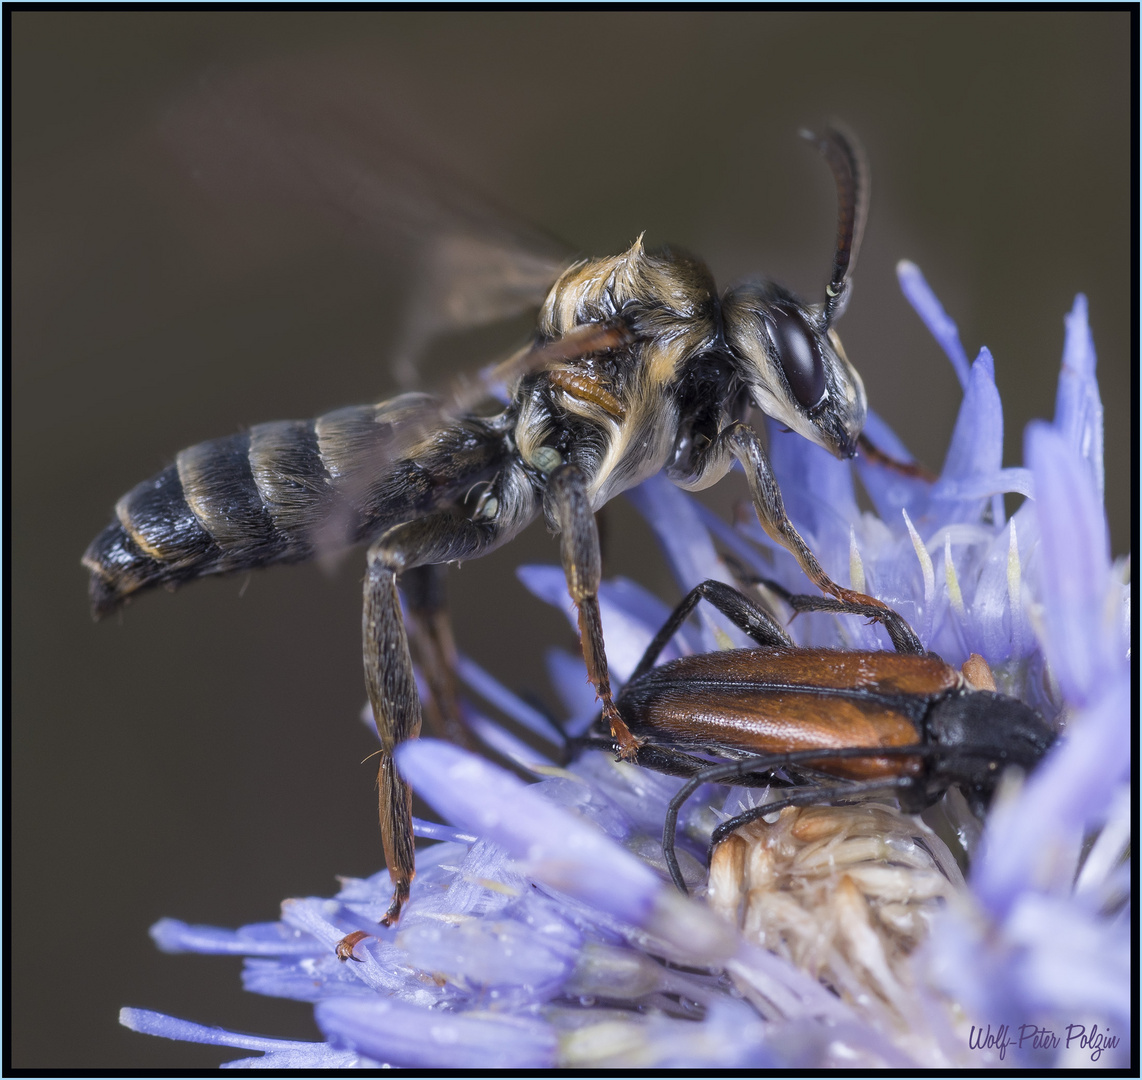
587, 579, 1055, 892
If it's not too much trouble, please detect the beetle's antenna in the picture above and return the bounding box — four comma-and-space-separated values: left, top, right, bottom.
801, 125, 869, 330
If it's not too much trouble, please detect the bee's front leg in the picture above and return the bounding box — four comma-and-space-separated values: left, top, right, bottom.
729, 423, 922, 653
671, 421, 922, 655
545, 465, 639, 760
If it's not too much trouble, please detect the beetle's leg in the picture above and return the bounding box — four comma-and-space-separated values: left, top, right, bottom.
361, 510, 527, 936
401, 564, 471, 747
662, 750, 917, 894
659, 744, 933, 893
568, 732, 782, 788
707, 777, 913, 850
544, 464, 638, 760
628, 579, 793, 685
731, 572, 924, 656
696, 779, 916, 897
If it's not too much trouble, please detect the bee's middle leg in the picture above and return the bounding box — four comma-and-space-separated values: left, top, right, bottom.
545, 465, 639, 760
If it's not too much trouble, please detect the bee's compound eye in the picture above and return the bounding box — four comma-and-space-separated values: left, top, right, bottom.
768, 306, 826, 412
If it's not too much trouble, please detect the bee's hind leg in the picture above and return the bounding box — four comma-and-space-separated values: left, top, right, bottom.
360, 539, 419, 936
350, 511, 521, 951
401, 564, 471, 749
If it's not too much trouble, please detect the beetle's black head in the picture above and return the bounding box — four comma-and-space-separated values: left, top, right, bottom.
925, 689, 1055, 811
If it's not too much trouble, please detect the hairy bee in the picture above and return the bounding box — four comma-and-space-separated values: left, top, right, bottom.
84, 102, 905, 936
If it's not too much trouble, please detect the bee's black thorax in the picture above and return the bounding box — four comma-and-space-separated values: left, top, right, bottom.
516, 239, 733, 511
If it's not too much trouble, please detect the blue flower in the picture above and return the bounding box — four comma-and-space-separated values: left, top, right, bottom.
121, 267, 1130, 1068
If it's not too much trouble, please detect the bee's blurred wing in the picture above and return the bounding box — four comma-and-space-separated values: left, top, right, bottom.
161, 61, 570, 386
308, 319, 636, 565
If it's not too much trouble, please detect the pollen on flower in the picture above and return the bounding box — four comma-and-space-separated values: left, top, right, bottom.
943, 534, 965, 619
1006, 518, 1024, 656
848, 528, 866, 595
707, 805, 962, 1012
902, 508, 935, 615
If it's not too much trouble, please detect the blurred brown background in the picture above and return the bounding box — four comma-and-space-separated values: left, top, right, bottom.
11, 11, 1130, 1069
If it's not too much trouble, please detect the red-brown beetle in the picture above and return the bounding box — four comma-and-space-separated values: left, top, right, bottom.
587, 579, 1055, 892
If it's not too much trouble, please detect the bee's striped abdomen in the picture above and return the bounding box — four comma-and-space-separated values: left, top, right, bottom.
84, 426, 308, 618
83, 394, 512, 618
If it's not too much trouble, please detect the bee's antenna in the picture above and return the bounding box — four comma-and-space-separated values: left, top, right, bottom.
800, 125, 869, 330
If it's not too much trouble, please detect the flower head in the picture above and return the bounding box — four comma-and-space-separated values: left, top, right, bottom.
121, 267, 1130, 1068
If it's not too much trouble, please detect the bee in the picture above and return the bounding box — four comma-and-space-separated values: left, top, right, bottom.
585, 578, 1055, 893
83, 111, 909, 934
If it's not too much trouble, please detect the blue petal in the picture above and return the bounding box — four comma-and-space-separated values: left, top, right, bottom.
220, 1046, 370, 1069
456, 654, 563, 747
568, 748, 691, 839
412, 817, 479, 844
468, 711, 555, 770
896, 260, 971, 389
1005, 894, 1133, 1030
931, 348, 1003, 525
530, 771, 633, 842
516, 565, 674, 681
240, 955, 383, 1004
956, 511, 1031, 665
150, 918, 319, 956
973, 676, 1129, 918
416, 838, 531, 924
928, 468, 1033, 501
545, 647, 598, 737
396, 739, 661, 926
120, 1007, 327, 1055
1053, 294, 1104, 498
625, 473, 728, 593
694, 502, 771, 575
515, 562, 572, 612
315, 997, 557, 1068
598, 576, 695, 665
1025, 422, 1116, 706
856, 410, 932, 522
397, 913, 579, 1000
